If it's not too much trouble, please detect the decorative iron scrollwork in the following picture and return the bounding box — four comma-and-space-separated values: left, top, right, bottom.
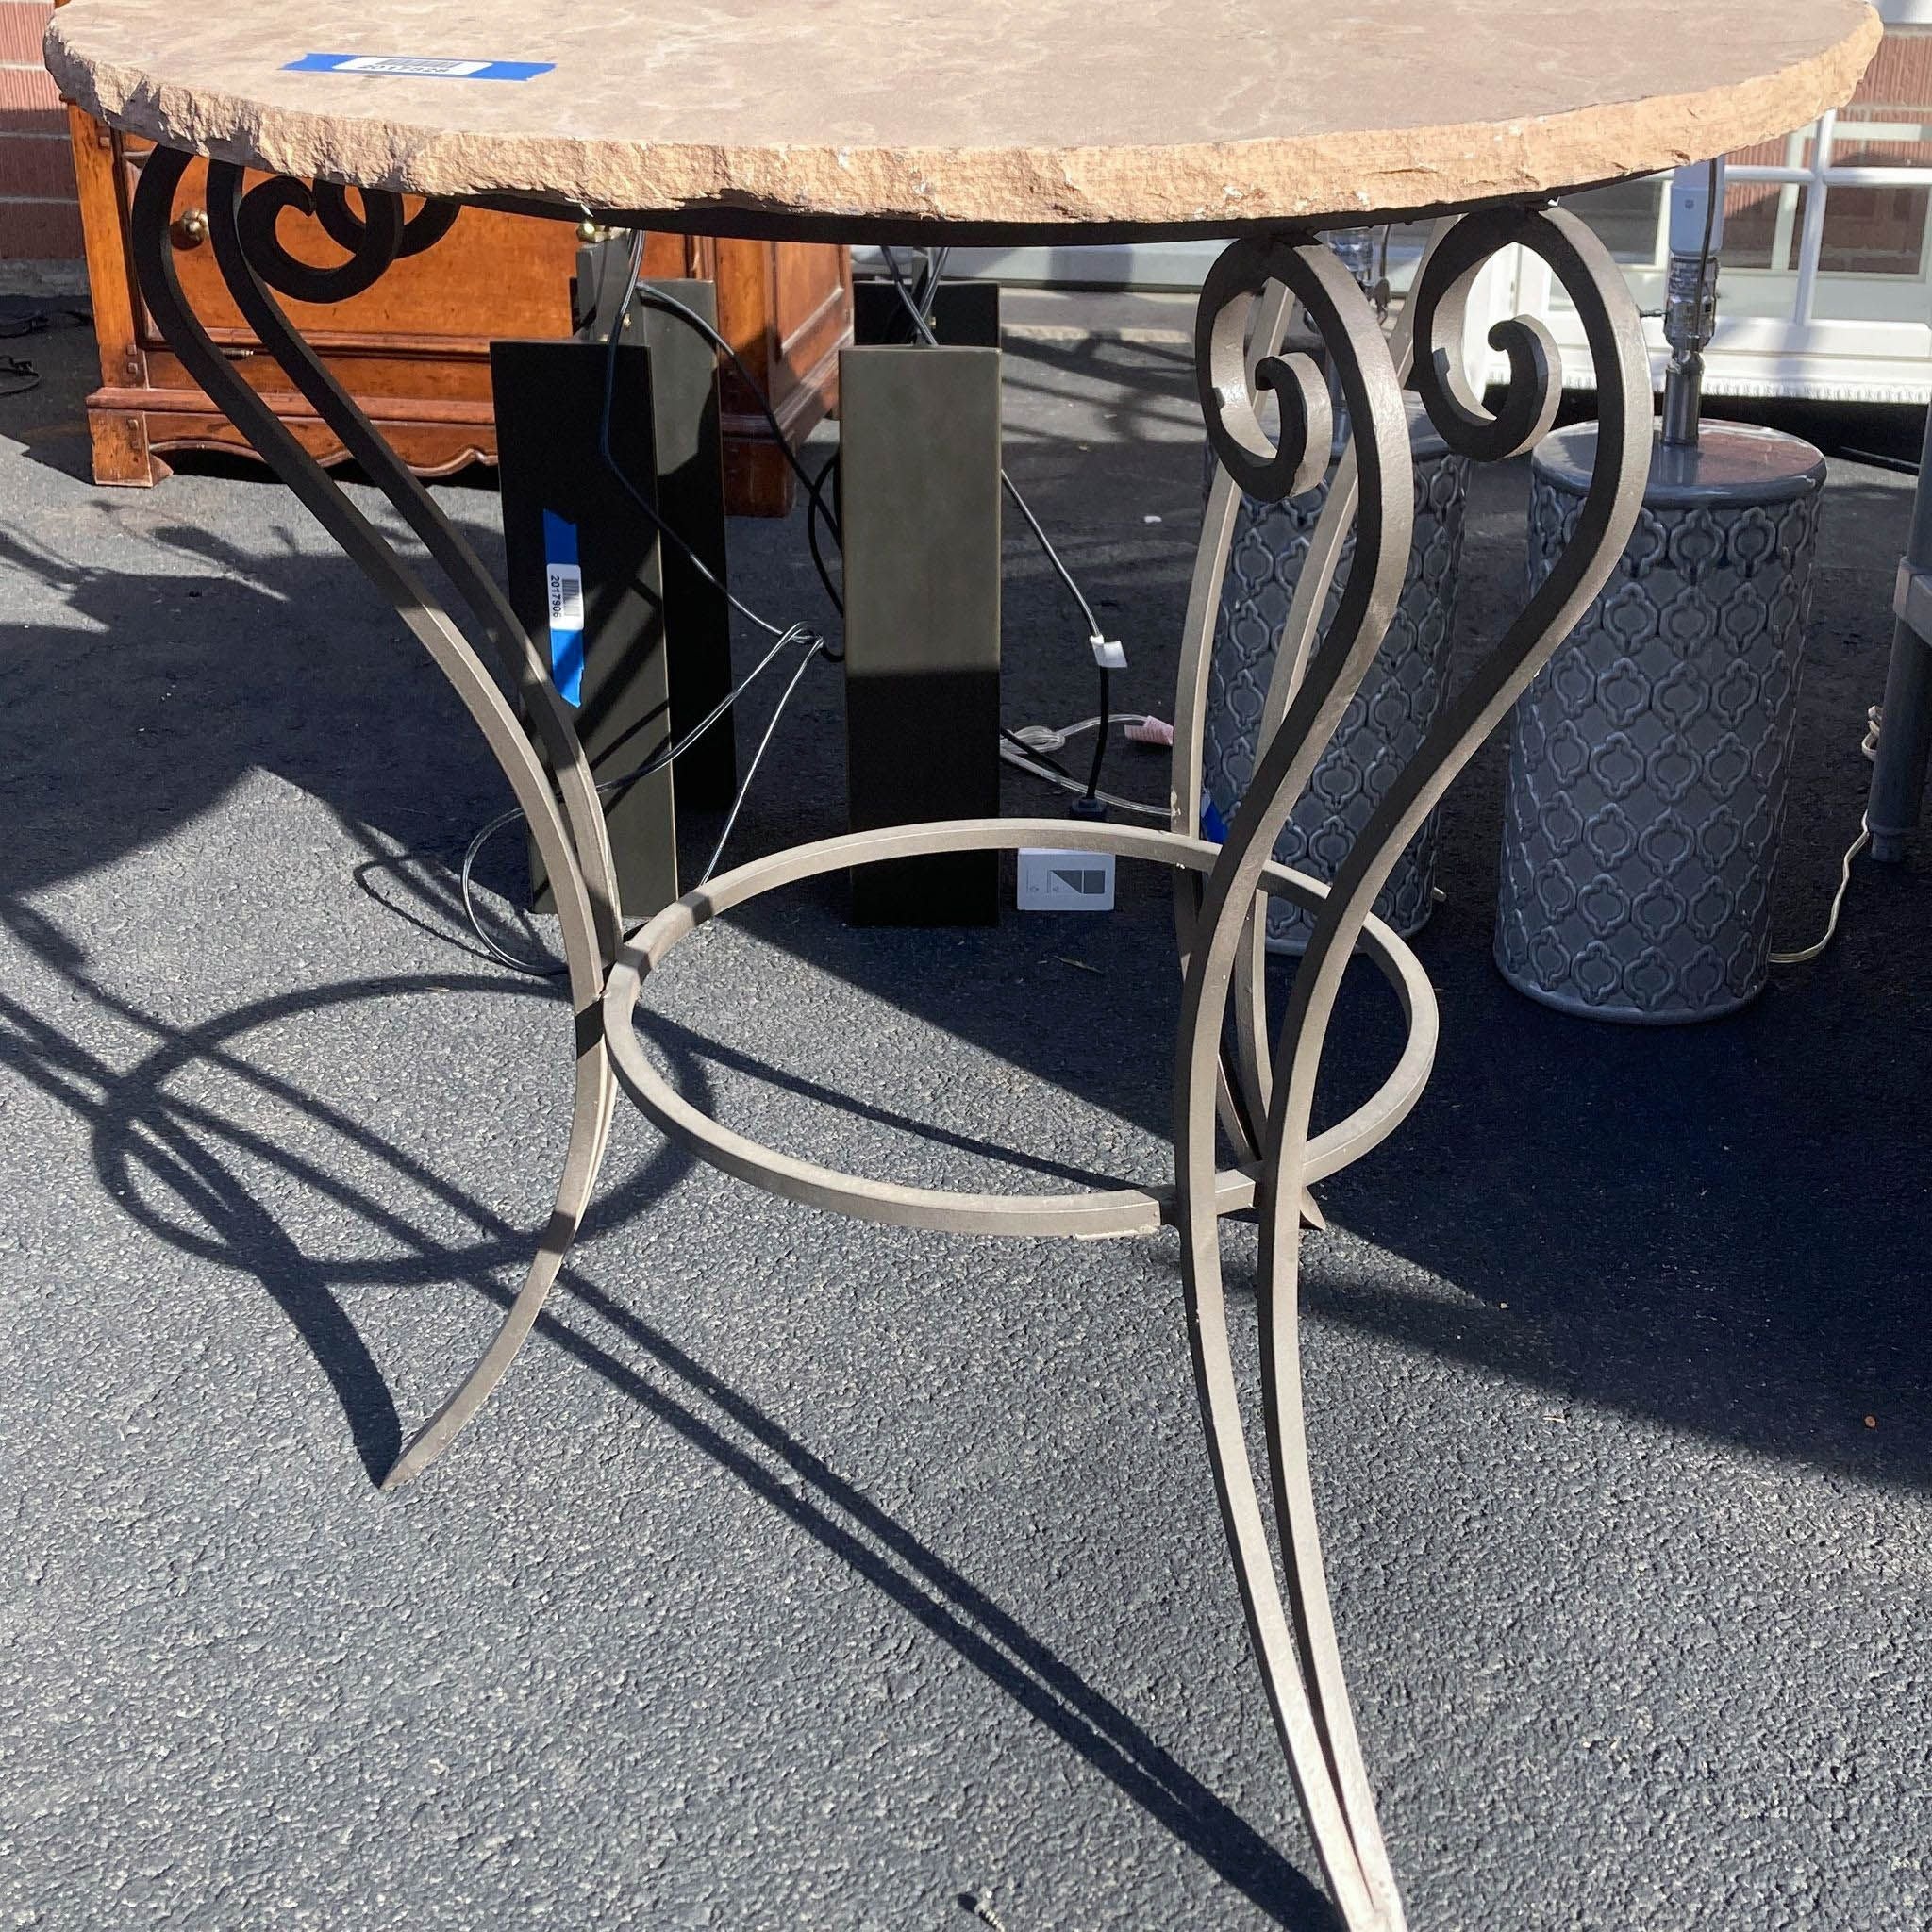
1194, 232, 1337, 504
309, 179, 459, 261
1176, 205, 1654, 1932
1406, 205, 1563, 462
228, 173, 460, 304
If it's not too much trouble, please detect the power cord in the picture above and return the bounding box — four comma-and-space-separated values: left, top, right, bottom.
1769, 815, 1869, 967
1768, 704, 1878, 968
596, 230, 837, 644
999, 716, 1173, 820
621, 270, 846, 617
807, 444, 843, 613
459, 620, 822, 975
699, 635, 827, 884
0, 305, 93, 397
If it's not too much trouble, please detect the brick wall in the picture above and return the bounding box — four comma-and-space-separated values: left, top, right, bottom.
0, 0, 82, 292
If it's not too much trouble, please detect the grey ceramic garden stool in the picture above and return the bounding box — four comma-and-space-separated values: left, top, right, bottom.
1203, 398, 1472, 949
1497, 421, 1826, 1023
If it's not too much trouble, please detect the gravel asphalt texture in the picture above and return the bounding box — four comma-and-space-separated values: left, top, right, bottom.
0, 293, 1926, 1932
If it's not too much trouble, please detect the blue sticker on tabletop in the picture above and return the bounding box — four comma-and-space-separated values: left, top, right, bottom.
541, 510, 586, 708
284, 53, 556, 81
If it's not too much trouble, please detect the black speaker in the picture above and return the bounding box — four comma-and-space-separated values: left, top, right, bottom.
493, 335, 678, 921
853, 277, 1001, 350
492, 266, 736, 923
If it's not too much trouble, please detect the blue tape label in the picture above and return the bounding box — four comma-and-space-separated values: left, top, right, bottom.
542, 510, 585, 707
283, 53, 556, 81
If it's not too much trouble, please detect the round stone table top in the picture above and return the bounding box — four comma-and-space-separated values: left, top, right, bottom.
46, 0, 1880, 239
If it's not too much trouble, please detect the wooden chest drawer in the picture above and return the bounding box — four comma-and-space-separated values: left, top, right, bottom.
65, 108, 849, 512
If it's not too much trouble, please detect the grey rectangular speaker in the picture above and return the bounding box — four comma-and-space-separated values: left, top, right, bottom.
839, 343, 1003, 925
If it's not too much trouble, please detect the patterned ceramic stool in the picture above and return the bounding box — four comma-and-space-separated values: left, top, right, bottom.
1498, 421, 1826, 1022
1203, 398, 1472, 949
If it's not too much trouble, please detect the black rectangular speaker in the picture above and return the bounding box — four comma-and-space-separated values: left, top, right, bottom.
493, 335, 679, 922
495, 266, 736, 921
853, 277, 1001, 350
629, 278, 735, 810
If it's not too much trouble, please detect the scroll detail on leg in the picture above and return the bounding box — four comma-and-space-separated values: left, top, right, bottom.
1174, 207, 1653, 1932
230, 175, 460, 305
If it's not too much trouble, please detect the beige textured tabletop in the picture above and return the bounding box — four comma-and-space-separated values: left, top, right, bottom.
47, 0, 1880, 236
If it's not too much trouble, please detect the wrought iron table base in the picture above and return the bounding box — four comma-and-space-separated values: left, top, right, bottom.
131, 146, 1652, 1932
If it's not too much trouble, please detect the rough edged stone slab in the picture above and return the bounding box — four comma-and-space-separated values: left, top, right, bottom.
46, 0, 1880, 233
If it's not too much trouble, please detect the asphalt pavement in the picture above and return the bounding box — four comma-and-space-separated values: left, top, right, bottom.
0, 294, 1925, 1931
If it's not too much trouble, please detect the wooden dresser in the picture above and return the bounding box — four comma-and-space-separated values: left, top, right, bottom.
63, 113, 850, 515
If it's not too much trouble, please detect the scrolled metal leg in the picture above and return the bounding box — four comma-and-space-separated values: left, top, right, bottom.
1170, 276, 1295, 1175
1254, 204, 1647, 1924
129, 148, 619, 1488
1175, 233, 1417, 1932
1174, 206, 1652, 1932
1173, 227, 1455, 1219
1220, 218, 1458, 1142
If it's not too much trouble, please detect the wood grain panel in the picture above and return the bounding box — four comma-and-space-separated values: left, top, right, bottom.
64, 108, 848, 508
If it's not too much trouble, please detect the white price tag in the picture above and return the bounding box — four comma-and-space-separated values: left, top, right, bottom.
545, 562, 586, 640
335, 55, 491, 76
1018, 849, 1116, 912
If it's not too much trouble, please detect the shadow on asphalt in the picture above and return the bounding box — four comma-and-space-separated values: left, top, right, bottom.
0, 909, 1341, 1929
0, 406, 1924, 1506
0, 429, 1336, 1911
3, 306, 1924, 1920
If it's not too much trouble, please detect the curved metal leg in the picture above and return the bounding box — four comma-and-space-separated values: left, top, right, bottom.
1221, 220, 1457, 1143
1173, 230, 1454, 1225
1170, 279, 1293, 1177
1254, 206, 1649, 1924
129, 149, 619, 1488
1176, 234, 1417, 1932
1174, 208, 1653, 1932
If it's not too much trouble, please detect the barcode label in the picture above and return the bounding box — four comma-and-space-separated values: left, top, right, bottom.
546, 563, 586, 639
541, 510, 585, 706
